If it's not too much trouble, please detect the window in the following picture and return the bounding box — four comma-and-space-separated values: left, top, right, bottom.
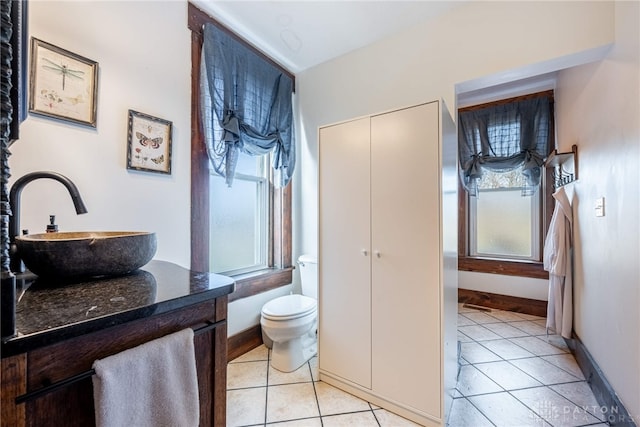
188, 4, 294, 301
469, 166, 541, 261
210, 154, 269, 275
458, 91, 554, 279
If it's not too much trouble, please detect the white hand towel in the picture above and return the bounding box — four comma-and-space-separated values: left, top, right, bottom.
92, 328, 199, 427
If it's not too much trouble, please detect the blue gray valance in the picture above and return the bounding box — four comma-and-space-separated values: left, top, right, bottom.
200, 23, 295, 187
458, 96, 552, 196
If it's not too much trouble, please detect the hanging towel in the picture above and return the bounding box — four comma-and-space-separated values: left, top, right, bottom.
92, 328, 200, 427
543, 186, 573, 339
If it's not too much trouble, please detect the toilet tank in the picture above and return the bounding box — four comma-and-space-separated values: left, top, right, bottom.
298, 254, 318, 300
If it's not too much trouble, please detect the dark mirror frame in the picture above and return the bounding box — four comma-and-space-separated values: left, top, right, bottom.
9, 0, 28, 142
2, 0, 27, 337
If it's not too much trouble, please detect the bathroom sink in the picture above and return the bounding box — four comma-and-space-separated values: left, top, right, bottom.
15, 231, 157, 280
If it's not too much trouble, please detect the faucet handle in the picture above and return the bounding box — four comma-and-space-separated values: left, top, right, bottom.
46, 215, 58, 233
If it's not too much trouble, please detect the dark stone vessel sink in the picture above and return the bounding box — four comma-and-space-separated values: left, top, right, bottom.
15, 231, 157, 280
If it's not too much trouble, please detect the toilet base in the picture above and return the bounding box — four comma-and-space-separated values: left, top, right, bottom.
262, 328, 273, 349
270, 331, 317, 373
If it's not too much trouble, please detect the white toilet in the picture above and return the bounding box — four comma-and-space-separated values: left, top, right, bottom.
260, 254, 318, 372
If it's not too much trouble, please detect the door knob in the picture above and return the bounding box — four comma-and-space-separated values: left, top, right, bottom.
361, 249, 368, 256
374, 251, 381, 258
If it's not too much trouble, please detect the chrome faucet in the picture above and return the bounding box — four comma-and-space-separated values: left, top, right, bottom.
9, 171, 88, 273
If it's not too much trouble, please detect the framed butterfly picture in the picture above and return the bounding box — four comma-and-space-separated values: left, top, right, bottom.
126, 110, 172, 174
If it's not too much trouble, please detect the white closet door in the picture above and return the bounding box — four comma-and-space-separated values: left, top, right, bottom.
370, 102, 441, 416
319, 117, 372, 389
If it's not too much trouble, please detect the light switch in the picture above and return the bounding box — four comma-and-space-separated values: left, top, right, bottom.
595, 197, 605, 217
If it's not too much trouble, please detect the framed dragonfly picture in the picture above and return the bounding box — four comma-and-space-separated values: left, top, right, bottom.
29, 38, 98, 127
126, 110, 172, 175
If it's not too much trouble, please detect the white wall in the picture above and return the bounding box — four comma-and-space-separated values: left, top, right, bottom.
458, 272, 548, 301
555, 1, 640, 420
297, 1, 615, 303
11, 1, 192, 267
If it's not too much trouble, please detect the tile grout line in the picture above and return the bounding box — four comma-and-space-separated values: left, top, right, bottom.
368, 402, 383, 427
464, 378, 554, 426
503, 356, 583, 384
308, 359, 324, 426
544, 382, 609, 424
459, 363, 506, 396
503, 387, 561, 427
509, 384, 603, 426
461, 395, 499, 427
263, 349, 271, 426
468, 319, 572, 389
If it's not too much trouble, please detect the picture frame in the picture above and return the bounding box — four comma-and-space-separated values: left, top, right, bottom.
126, 110, 173, 175
29, 38, 98, 127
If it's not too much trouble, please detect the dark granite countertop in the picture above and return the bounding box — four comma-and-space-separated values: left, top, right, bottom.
1, 260, 235, 357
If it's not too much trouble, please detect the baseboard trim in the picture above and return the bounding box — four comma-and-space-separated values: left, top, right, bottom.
458, 288, 547, 317
570, 333, 637, 426
227, 324, 263, 362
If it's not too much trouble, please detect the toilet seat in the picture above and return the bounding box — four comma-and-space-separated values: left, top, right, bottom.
261, 294, 317, 321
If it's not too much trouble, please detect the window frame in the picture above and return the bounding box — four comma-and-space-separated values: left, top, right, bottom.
468, 182, 541, 262
188, 4, 294, 302
208, 154, 270, 276
458, 91, 555, 280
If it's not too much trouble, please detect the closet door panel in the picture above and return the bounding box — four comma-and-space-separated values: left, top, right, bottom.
318, 118, 372, 388
370, 102, 441, 415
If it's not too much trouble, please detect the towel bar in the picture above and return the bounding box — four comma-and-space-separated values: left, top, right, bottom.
14, 319, 226, 404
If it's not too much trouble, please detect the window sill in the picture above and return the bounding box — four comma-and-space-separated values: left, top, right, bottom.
458, 256, 549, 280
228, 267, 294, 302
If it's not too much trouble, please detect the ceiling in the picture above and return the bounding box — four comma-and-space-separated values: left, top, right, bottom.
192, 1, 464, 73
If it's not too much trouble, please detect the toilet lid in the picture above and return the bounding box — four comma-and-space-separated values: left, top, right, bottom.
262, 295, 317, 320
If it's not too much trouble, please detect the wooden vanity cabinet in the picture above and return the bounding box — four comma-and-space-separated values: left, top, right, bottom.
1, 297, 228, 427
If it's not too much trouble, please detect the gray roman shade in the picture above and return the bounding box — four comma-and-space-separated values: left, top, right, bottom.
459, 96, 552, 196
200, 23, 295, 187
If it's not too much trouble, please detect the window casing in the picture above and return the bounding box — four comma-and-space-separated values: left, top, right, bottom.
188, 4, 293, 301
458, 91, 554, 279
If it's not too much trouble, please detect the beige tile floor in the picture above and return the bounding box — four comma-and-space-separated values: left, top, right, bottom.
227, 304, 607, 426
